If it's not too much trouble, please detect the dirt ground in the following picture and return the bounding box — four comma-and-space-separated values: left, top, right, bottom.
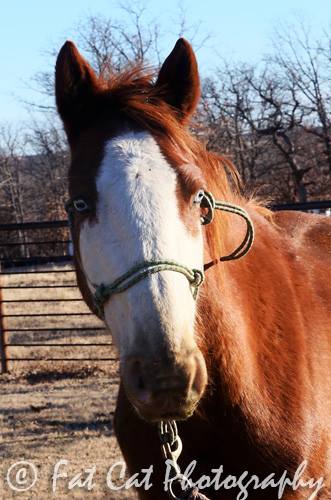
0, 367, 138, 499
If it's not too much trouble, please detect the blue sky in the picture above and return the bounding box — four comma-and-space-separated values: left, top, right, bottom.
0, 0, 330, 125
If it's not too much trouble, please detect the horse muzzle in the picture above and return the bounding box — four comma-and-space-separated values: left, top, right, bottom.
121, 350, 207, 422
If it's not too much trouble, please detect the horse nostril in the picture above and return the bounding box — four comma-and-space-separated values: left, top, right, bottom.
137, 374, 145, 391
124, 359, 146, 392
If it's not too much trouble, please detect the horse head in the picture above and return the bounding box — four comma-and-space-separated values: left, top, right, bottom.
55, 39, 209, 422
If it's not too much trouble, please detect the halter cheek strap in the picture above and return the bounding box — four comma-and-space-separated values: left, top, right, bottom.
65, 191, 254, 317
201, 191, 255, 261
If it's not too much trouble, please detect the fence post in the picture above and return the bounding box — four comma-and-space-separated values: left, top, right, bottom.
0, 265, 8, 373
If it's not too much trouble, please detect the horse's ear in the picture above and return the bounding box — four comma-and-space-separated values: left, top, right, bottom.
156, 38, 200, 123
55, 41, 98, 132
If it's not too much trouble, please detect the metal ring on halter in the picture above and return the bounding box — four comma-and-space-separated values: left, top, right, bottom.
200, 191, 216, 225
73, 199, 90, 212
65, 198, 91, 214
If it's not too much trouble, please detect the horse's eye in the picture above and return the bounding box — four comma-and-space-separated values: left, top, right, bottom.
193, 189, 205, 205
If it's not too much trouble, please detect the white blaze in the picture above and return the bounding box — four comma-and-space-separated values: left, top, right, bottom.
79, 131, 203, 357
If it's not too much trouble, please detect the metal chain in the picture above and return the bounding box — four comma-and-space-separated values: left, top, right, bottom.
158, 421, 197, 500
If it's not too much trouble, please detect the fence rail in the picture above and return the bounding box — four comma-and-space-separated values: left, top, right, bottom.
271, 200, 331, 211
0, 262, 113, 371
1, 200, 330, 373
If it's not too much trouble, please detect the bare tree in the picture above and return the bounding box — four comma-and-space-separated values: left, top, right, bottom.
6, 11, 331, 215
0, 125, 26, 224
25, 120, 69, 220
0, 124, 32, 257
200, 66, 274, 192
271, 25, 331, 174
74, 6, 161, 76
200, 23, 331, 202
242, 69, 314, 202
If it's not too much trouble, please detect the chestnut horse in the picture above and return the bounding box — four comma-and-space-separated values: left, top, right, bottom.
55, 38, 331, 499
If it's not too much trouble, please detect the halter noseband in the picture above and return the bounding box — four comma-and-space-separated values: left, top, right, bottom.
65, 191, 254, 317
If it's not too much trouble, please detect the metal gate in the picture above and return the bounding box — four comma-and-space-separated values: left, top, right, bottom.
0, 220, 116, 373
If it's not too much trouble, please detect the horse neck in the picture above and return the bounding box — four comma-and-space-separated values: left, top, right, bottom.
196, 204, 310, 454
198, 205, 256, 408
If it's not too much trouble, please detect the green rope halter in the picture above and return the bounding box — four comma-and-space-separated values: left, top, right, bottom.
201, 191, 255, 261
65, 191, 254, 317
94, 262, 204, 318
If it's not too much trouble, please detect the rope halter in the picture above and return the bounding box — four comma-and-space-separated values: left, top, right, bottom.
65, 191, 254, 317
201, 191, 255, 261
94, 262, 204, 318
